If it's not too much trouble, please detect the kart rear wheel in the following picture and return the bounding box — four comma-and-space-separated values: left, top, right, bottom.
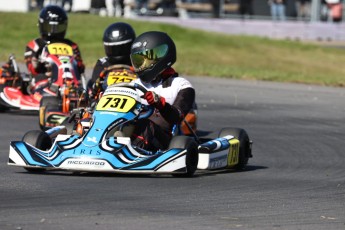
39, 96, 60, 130
22, 130, 52, 172
168, 136, 199, 177
219, 128, 251, 170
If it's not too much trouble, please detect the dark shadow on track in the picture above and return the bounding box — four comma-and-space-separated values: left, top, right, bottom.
13, 165, 267, 178
0, 109, 38, 116
195, 165, 267, 177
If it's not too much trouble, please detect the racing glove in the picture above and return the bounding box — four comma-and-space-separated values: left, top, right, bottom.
1, 59, 14, 77
1, 63, 10, 69
142, 91, 166, 110
1, 63, 13, 77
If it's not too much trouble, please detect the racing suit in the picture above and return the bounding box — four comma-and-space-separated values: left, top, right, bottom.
132, 68, 195, 151
24, 37, 85, 82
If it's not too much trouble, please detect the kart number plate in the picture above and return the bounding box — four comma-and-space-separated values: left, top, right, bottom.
47, 43, 73, 56
107, 72, 136, 86
227, 139, 239, 167
96, 95, 136, 113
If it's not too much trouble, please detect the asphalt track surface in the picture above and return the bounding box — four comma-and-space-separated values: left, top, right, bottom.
0, 76, 344, 230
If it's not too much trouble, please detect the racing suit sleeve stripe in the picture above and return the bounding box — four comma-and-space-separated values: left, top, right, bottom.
26, 40, 39, 52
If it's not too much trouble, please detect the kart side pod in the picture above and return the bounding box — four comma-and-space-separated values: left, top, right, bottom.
197, 135, 240, 170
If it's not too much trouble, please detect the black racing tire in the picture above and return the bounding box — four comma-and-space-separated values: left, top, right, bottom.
0, 102, 9, 112
22, 130, 52, 172
0, 85, 10, 112
168, 136, 199, 177
218, 127, 251, 170
39, 96, 60, 130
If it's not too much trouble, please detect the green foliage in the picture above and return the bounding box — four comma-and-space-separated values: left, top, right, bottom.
1, 12, 345, 86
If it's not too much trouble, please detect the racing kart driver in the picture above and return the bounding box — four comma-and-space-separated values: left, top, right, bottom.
130, 31, 195, 151
88, 22, 136, 99
24, 5, 85, 83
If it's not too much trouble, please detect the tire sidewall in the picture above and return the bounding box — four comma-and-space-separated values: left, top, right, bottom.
169, 136, 199, 177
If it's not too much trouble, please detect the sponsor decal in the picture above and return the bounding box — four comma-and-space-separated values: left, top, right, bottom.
87, 136, 97, 144
209, 155, 228, 169
105, 88, 137, 97
72, 148, 102, 155
132, 42, 142, 49
67, 160, 105, 166
112, 30, 120, 37
107, 118, 125, 131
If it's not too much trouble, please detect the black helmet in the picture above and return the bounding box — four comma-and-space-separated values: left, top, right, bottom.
130, 31, 176, 83
38, 5, 68, 40
103, 22, 136, 61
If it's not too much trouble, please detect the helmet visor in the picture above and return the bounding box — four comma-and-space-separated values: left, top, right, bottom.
130, 44, 168, 72
104, 42, 132, 58
40, 21, 67, 35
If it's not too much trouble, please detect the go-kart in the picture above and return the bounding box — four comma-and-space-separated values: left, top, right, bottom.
0, 55, 44, 111
8, 82, 252, 177
0, 42, 86, 114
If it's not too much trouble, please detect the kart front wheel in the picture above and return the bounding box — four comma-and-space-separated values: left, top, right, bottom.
0, 103, 9, 112
0, 85, 9, 112
168, 136, 199, 177
219, 128, 251, 170
22, 130, 52, 172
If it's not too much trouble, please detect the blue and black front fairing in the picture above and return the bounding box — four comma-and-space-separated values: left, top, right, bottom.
9, 134, 183, 171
